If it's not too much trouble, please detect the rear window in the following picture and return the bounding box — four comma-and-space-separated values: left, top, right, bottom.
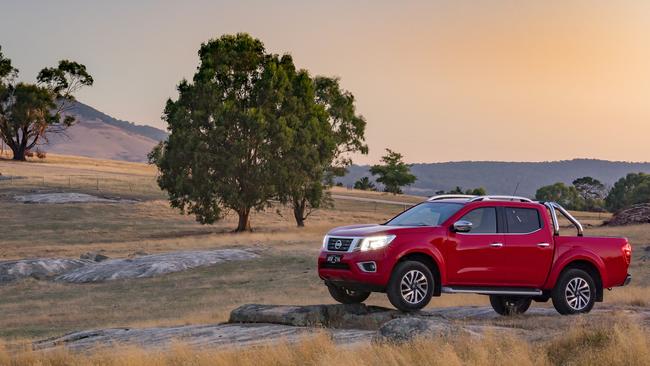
506, 207, 542, 233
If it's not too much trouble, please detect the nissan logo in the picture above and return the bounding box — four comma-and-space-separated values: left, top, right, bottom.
334, 240, 343, 250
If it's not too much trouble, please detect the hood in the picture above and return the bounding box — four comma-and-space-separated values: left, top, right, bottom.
327, 224, 434, 237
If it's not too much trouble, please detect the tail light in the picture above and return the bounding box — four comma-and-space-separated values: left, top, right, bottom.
622, 242, 632, 265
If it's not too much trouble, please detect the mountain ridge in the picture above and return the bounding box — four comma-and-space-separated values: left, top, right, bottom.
338, 159, 650, 198
42, 101, 167, 163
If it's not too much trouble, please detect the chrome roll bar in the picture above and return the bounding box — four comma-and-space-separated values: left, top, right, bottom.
544, 202, 584, 237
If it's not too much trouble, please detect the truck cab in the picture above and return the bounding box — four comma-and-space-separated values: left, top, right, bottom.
318, 195, 632, 315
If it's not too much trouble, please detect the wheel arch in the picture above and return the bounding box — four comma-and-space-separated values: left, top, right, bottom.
549, 257, 605, 302
396, 250, 443, 296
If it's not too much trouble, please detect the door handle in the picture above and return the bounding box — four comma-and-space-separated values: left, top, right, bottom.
537, 243, 550, 248
489, 242, 503, 247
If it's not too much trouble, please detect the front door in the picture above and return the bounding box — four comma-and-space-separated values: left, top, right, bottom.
446, 207, 507, 285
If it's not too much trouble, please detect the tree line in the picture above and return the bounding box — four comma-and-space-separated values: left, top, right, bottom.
535, 173, 650, 212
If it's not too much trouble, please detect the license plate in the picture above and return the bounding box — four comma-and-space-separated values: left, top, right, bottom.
326, 254, 342, 264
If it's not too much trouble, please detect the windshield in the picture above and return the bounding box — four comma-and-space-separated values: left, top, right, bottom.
386, 202, 463, 227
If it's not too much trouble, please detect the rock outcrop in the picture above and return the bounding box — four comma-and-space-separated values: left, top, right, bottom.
607, 203, 650, 226
375, 317, 460, 342
56, 249, 259, 283
33, 323, 375, 352
1, 249, 259, 285
0, 259, 92, 283
230, 303, 401, 329
33, 304, 650, 352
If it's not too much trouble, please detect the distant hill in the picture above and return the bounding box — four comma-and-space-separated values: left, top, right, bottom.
43, 101, 167, 162
338, 159, 650, 198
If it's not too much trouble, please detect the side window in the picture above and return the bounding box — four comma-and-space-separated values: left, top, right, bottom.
459, 207, 497, 234
506, 207, 542, 233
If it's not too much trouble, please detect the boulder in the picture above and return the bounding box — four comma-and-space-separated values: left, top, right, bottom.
80, 252, 110, 262
229, 303, 401, 329
0, 258, 92, 283
607, 203, 650, 226
375, 317, 461, 342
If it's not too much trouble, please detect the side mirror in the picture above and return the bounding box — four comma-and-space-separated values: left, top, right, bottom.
452, 220, 473, 233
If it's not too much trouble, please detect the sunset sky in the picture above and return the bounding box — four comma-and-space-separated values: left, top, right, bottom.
2, 1, 650, 164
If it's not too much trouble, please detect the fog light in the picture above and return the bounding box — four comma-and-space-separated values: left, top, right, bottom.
357, 261, 377, 273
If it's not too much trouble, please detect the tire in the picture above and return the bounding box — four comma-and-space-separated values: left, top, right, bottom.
387, 261, 434, 312
552, 268, 596, 315
327, 284, 371, 304
489, 295, 532, 316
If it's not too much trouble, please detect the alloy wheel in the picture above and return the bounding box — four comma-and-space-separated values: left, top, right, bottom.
565, 277, 591, 311
400, 269, 429, 304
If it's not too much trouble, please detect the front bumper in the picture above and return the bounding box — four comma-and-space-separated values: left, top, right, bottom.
317, 249, 392, 289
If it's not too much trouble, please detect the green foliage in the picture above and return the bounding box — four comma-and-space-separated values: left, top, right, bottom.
0, 47, 93, 161
370, 149, 416, 194
572, 176, 606, 211
152, 34, 290, 232
152, 34, 366, 230
0, 46, 16, 81
314, 76, 368, 176
535, 182, 584, 210
605, 173, 650, 212
271, 56, 337, 227
438, 186, 486, 195
354, 176, 376, 191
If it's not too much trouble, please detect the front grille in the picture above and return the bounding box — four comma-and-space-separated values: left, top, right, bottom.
327, 237, 354, 251
320, 262, 350, 270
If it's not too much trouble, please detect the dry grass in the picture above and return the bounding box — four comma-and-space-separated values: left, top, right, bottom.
607, 286, 650, 307
0, 153, 648, 351
1, 317, 648, 366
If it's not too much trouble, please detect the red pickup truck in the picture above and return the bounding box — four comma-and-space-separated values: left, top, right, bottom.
318, 195, 632, 315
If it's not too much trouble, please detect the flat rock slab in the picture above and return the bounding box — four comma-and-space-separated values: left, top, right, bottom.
34, 304, 650, 352
421, 306, 558, 320
0, 258, 92, 283
230, 303, 401, 329
14, 193, 136, 204
56, 249, 260, 283
34, 323, 375, 352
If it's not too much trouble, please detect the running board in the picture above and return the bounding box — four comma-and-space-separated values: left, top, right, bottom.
442, 286, 542, 296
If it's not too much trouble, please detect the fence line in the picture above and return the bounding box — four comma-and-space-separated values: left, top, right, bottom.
0, 174, 165, 196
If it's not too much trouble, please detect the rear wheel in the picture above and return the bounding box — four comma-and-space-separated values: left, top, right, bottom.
387, 261, 434, 312
489, 295, 532, 316
327, 284, 371, 304
552, 268, 596, 315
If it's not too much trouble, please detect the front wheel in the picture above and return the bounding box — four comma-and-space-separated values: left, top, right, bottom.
386, 261, 434, 312
489, 295, 532, 316
327, 284, 371, 304
552, 268, 596, 315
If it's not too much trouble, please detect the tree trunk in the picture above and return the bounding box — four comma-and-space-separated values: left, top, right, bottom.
293, 200, 306, 227
11, 144, 26, 161
235, 208, 252, 232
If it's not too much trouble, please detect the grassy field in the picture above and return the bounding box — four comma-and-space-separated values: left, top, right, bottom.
0, 153, 649, 365
2, 316, 649, 366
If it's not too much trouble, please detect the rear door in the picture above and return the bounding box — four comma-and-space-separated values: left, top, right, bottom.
446, 206, 507, 285
501, 206, 554, 287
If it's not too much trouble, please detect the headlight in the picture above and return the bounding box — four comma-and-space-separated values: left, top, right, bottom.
358, 235, 396, 251
322, 235, 329, 249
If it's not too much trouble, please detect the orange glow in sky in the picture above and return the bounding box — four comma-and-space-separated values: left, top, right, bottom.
2, 1, 649, 164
